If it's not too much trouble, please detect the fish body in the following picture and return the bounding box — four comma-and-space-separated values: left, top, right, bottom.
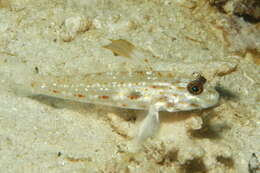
29, 70, 219, 141
22, 39, 220, 141
30, 71, 219, 112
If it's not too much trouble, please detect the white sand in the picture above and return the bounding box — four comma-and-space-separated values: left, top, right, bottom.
0, 0, 259, 172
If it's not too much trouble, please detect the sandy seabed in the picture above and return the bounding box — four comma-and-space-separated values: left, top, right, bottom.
0, 0, 259, 172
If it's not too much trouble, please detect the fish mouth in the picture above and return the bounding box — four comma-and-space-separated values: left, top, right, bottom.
189, 93, 220, 110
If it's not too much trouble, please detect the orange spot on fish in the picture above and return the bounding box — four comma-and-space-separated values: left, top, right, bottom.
150, 85, 158, 89
99, 95, 110, 99
176, 86, 186, 90
52, 90, 60, 94
150, 85, 169, 90
128, 91, 142, 100
74, 94, 85, 98
128, 95, 140, 100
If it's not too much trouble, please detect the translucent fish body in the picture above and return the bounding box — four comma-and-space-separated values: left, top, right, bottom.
28, 70, 219, 141
30, 71, 219, 112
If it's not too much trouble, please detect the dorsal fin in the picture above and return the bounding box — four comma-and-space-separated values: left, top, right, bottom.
103, 39, 156, 71
103, 39, 135, 58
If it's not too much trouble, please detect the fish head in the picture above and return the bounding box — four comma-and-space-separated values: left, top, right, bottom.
164, 75, 220, 112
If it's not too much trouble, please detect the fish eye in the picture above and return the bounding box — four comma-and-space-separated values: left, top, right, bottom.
187, 81, 203, 95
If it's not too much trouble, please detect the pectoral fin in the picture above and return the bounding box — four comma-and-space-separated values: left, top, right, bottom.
137, 105, 160, 142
